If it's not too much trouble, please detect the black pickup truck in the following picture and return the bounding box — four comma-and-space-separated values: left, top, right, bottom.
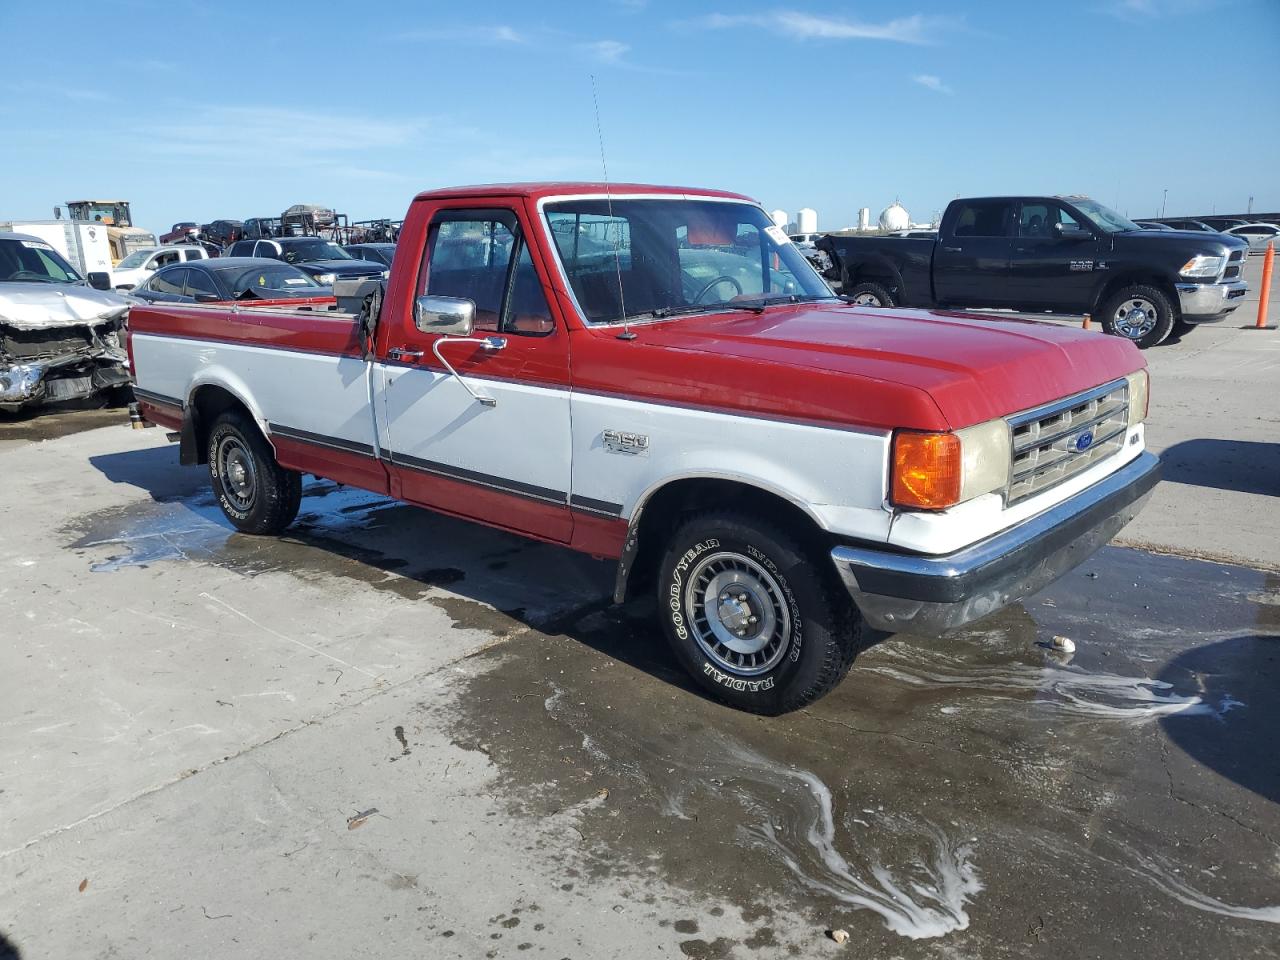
818, 195, 1250, 348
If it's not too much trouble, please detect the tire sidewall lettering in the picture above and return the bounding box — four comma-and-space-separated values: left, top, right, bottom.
209, 426, 251, 521
665, 536, 801, 693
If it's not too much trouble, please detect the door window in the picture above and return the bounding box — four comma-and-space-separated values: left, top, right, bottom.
951, 201, 1013, 238
150, 267, 188, 297
1017, 203, 1081, 238
183, 269, 220, 301
182, 248, 205, 261
153, 251, 180, 268
228, 240, 255, 257
420, 212, 553, 336
254, 241, 280, 259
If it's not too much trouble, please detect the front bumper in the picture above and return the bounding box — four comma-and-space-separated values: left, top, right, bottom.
0, 354, 131, 406
1175, 279, 1248, 322
830, 451, 1161, 633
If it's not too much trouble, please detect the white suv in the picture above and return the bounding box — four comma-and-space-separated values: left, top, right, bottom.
112, 245, 209, 290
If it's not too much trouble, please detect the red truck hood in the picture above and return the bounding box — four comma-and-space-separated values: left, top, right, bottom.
630, 303, 1143, 429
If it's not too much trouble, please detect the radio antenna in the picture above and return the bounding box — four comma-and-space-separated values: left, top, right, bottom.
591, 74, 634, 341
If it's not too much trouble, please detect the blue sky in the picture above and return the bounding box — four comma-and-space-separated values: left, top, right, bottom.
4, 0, 1277, 234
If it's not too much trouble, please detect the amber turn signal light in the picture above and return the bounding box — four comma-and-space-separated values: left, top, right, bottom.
891, 431, 962, 510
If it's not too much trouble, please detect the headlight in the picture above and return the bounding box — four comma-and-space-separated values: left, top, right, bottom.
316, 273, 337, 284
1179, 254, 1224, 278
1125, 369, 1149, 426
381, 269, 391, 279
891, 418, 1010, 510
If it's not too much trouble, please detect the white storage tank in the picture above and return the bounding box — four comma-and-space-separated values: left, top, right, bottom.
796, 208, 818, 235
770, 209, 789, 229
858, 207, 871, 231
878, 202, 910, 231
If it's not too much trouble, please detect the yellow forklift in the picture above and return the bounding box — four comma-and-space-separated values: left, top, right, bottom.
61, 200, 158, 264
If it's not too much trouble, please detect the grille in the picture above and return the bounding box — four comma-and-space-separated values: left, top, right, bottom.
1007, 379, 1130, 504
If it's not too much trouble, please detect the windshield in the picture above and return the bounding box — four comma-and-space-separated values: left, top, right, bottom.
223, 264, 322, 296
1068, 198, 1141, 234
279, 239, 352, 263
117, 250, 156, 269
0, 238, 84, 283
544, 199, 834, 324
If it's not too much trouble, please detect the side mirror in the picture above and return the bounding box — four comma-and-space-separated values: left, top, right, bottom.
1054, 222, 1092, 241
87, 272, 112, 290
145, 262, 157, 271
415, 295, 475, 336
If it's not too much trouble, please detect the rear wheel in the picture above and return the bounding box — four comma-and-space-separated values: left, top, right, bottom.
657, 510, 861, 714
1099, 284, 1175, 349
846, 280, 896, 308
207, 410, 301, 534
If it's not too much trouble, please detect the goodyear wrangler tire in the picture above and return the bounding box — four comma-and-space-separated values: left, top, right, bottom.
658, 511, 861, 714
207, 410, 302, 535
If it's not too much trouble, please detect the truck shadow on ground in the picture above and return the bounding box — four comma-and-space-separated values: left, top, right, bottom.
1156, 439, 1280, 497
1159, 626, 1280, 804
82, 446, 765, 702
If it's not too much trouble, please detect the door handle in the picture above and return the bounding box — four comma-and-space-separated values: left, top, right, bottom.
942, 246, 963, 252
387, 347, 425, 362
432, 336, 507, 407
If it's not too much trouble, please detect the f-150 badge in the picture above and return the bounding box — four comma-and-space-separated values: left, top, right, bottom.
1069, 260, 1095, 272
603, 430, 649, 455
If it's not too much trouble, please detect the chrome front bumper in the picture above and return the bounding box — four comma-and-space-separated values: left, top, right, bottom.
1175, 279, 1248, 321
830, 452, 1161, 633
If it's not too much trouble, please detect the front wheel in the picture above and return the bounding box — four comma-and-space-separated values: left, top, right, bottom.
846, 280, 896, 308
1099, 284, 1175, 349
657, 511, 861, 714
207, 410, 302, 534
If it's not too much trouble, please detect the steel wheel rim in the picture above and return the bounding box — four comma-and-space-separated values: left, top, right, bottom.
1113, 298, 1158, 339
684, 551, 791, 676
216, 435, 257, 512
853, 292, 882, 306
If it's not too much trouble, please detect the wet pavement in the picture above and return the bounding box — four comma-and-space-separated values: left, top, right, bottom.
2, 425, 1278, 958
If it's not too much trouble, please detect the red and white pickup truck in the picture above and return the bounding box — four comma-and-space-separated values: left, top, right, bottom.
128, 182, 1160, 713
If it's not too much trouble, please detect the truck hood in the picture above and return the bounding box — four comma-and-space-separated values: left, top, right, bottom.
634, 302, 1143, 428
0, 282, 132, 331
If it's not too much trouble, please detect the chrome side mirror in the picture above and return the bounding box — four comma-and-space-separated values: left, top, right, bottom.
415, 295, 475, 336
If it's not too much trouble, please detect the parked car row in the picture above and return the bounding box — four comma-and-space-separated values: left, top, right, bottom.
129, 257, 337, 305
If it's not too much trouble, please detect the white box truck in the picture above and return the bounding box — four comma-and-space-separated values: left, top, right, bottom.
0, 219, 114, 282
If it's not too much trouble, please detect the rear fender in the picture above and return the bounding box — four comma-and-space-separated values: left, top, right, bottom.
182, 369, 273, 464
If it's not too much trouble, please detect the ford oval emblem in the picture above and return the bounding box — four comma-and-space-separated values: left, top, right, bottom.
1074, 431, 1094, 452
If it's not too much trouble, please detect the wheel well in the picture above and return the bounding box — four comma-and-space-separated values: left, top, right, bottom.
620, 478, 828, 602
181, 384, 254, 465
1093, 273, 1180, 318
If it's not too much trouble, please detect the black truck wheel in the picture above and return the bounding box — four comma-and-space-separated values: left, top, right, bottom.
1099, 284, 1175, 349
846, 280, 896, 308
657, 510, 861, 714
207, 410, 302, 535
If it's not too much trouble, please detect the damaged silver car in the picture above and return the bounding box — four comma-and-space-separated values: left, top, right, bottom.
1, 232, 133, 410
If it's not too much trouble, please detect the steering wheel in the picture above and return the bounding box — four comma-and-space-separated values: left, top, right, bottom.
692, 275, 743, 304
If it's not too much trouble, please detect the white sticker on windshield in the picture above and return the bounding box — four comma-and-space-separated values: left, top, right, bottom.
764, 225, 790, 246
19, 241, 55, 251
283, 278, 308, 286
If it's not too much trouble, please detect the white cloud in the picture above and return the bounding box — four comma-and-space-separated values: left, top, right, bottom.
912, 74, 953, 95
404, 24, 525, 44
579, 39, 630, 64
684, 9, 953, 44
1107, 0, 1219, 18
127, 104, 473, 182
